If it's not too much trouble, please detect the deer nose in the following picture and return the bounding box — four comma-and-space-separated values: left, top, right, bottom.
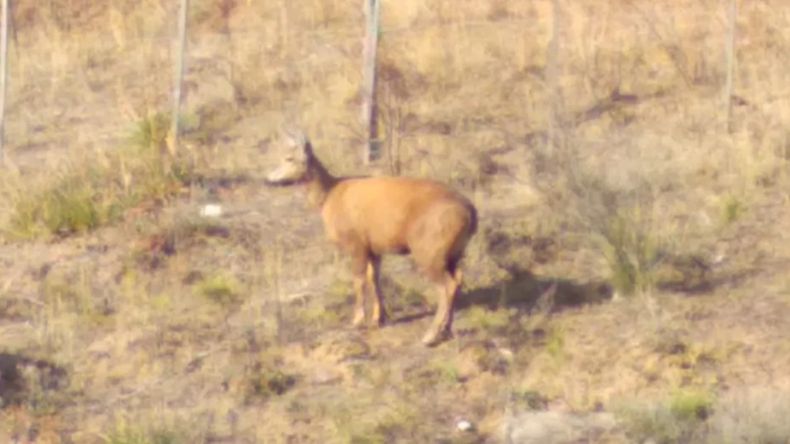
266, 166, 287, 184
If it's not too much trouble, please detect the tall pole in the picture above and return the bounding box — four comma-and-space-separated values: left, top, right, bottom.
546, 0, 562, 154
170, 0, 189, 158
0, 0, 10, 165
723, 0, 737, 133
361, 0, 380, 165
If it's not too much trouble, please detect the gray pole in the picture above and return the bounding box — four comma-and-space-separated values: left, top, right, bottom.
170, 0, 189, 157
546, 0, 562, 154
361, 0, 380, 165
723, 0, 737, 133
0, 0, 10, 165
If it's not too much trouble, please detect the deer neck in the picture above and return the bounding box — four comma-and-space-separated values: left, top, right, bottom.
305, 157, 338, 209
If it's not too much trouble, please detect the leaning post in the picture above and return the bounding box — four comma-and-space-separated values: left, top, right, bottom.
169, 0, 190, 159
0, 0, 10, 165
360, 0, 380, 165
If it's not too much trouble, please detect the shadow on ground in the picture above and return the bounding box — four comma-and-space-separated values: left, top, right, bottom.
373, 266, 613, 328
0, 353, 68, 408
458, 267, 613, 315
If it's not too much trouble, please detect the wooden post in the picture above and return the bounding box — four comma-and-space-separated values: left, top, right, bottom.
361, 0, 380, 165
723, 0, 737, 133
0, 0, 10, 165
169, 0, 190, 158
546, 0, 562, 154
280, 0, 288, 51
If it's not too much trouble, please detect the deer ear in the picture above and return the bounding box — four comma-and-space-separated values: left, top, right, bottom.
293, 131, 308, 150
302, 136, 314, 156
282, 128, 307, 149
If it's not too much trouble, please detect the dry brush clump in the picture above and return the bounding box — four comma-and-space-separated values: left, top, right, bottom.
614, 388, 714, 444
614, 387, 790, 444
706, 387, 790, 444
0, 111, 212, 241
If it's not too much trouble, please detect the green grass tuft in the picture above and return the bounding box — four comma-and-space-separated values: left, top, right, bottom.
669, 389, 714, 421
195, 273, 243, 307
721, 194, 746, 226
246, 369, 297, 401
2, 112, 199, 241
105, 420, 187, 444
615, 389, 714, 444
599, 208, 663, 298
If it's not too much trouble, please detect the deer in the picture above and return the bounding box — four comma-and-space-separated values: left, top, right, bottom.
265, 131, 478, 346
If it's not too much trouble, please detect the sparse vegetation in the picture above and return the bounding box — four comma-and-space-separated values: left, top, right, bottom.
615, 389, 714, 444
332, 399, 430, 444
194, 273, 243, 307
245, 368, 297, 403
128, 111, 171, 154
510, 388, 549, 411
551, 169, 668, 299
6, 165, 117, 239
669, 389, 713, 421
600, 208, 663, 298
2, 112, 198, 240
721, 194, 746, 226
545, 326, 566, 361
416, 355, 463, 388
463, 306, 515, 336
706, 387, 790, 444
382, 284, 427, 316
104, 418, 190, 444
351, 407, 420, 444
0, 353, 67, 416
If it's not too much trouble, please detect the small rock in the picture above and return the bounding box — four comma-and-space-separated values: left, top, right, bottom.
199, 204, 223, 218
311, 368, 342, 385
498, 347, 515, 361
456, 419, 475, 432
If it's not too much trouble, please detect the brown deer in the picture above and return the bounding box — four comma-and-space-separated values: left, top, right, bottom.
265, 131, 478, 346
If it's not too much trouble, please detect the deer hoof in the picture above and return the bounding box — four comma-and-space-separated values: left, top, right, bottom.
369, 310, 388, 328
351, 311, 366, 328
421, 328, 452, 347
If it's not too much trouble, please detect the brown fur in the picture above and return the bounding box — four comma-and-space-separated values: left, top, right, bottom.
266, 133, 477, 346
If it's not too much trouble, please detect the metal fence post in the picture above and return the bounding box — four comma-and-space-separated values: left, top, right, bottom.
361, 0, 380, 165
0, 0, 10, 165
170, 0, 190, 158
723, 0, 737, 133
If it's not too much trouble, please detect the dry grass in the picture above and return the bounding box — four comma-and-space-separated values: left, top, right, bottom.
614, 388, 714, 443
707, 386, 790, 444
0, 0, 789, 442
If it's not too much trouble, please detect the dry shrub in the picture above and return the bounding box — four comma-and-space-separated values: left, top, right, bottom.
706, 387, 790, 444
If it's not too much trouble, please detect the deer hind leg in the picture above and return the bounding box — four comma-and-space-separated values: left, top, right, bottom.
420, 257, 463, 347
445, 264, 464, 330
350, 249, 371, 328
367, 255, 388, 327
409, 204, 472, 346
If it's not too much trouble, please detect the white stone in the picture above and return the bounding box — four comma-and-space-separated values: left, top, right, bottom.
200, 204, 223, 218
